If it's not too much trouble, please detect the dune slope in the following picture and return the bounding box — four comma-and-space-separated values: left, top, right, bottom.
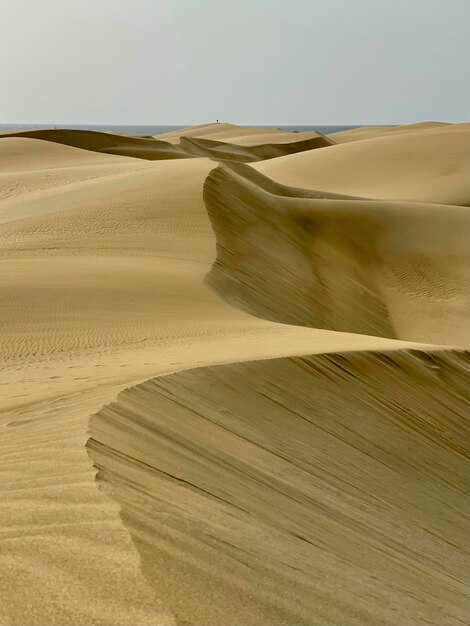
0, 128, 191, 160
204, 162, 470, 345
2, 135, 430, 626
154, 122, 332, 145
179, 134, 333, 162
0, 126, 333, 164
256, 123, 470, 205
0, 137, 153, 221
329, 121, 452, 143
88, 348, 470, 626
1, 121, 469, 626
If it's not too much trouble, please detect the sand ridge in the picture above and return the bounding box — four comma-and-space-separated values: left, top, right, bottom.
153, 122, 332, 145
0, 123, 334, 164
204, 161, 470, 345
0, 121, 469, 626
178, 133, 333, 162
256, 123, 470, 205
89, 348, 469, 626
0, 128, 192, 161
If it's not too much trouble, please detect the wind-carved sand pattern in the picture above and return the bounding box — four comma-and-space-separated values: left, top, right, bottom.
1, 122, 469, 625
88, 350, 469, 626
204, 161, 470, 344
86, 122, 470, 625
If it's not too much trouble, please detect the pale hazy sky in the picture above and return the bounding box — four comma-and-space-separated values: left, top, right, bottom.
2, 0, 469, 125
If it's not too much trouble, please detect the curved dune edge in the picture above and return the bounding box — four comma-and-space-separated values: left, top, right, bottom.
87, 348, 470, 626
2, 147, 436, 626
256, 123, 470, 205
154, 122, 334, 145
204, 162, 470, 345
2, 119, 468, 626
0, 128, 192, 160
179, 133, 333, 162
0, 126, 333, 163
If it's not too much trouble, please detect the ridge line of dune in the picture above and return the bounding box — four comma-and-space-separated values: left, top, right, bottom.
2, 120, 468, 626
0, 125, 335, 164
87, 346, 470, 626
203, 161, 470, 345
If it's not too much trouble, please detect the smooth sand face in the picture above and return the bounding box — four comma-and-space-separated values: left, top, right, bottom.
1, 122, 468, 626
256, 124, 470, 205
328, 120, 453, 143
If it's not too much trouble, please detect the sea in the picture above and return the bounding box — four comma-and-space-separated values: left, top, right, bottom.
0, 124, 359, 136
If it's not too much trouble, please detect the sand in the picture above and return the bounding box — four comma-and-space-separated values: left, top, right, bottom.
0, 121, 468, 626
256, 123, 470, 204
328, 121, 452, 143
205, 161, 470, 344
0, 124, 333, 163
153, 122, 330, 145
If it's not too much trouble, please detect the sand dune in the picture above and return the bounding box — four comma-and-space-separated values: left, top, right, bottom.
257, 123, 470, 205
179, 133, 333, 162
204, 162, 470, 344
1, 122, 469, 625
330, 121, 452, 143
0, 128, 191, 160
0, 135, 139, 172
0, 137, 152, 220
0, 126, 334, 164
154, 122, 331, 145
2, 137, 425, 625
88, 348, 469, 626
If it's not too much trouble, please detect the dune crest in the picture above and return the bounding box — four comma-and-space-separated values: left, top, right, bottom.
256, 123, 470, 205
179, 133, 333, 162
0, 125, 333, 164
1, 121, 468, 626
154, 121, 332, 145
88, 348, 470, 626
204, 162, 470, 345
0, 128, 192, 160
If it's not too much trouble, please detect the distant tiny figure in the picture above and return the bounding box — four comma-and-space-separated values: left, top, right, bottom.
216, 119, 219, 123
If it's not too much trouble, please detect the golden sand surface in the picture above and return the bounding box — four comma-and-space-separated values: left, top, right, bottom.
0, 124, 333, 163
0, 122, 468, 625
